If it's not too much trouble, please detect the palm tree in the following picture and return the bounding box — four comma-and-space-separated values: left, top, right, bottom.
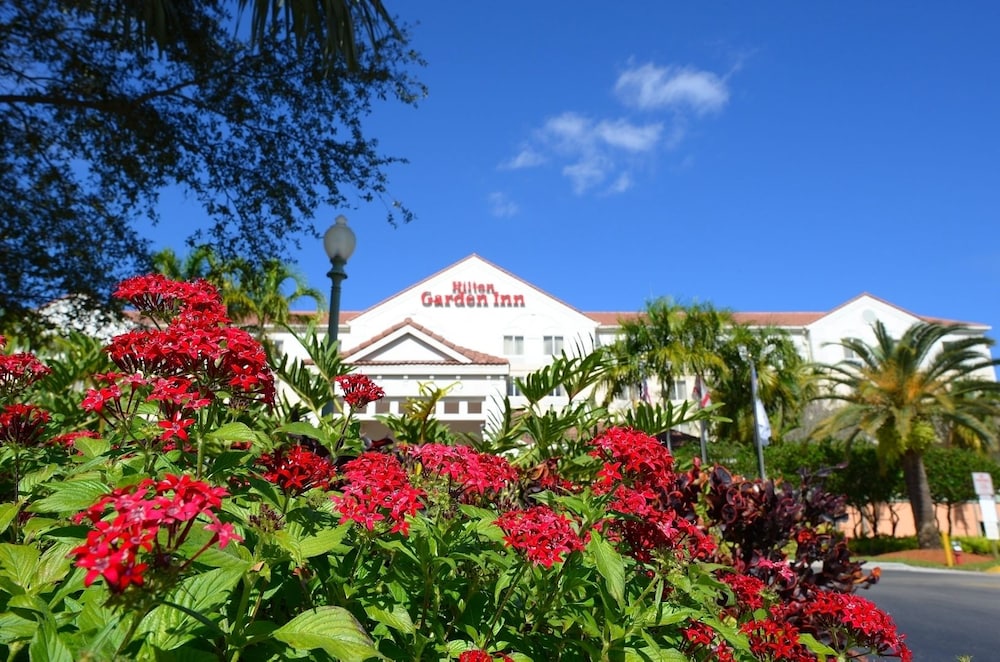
600, 299, 729, 408
709, 324, 813, 445
226, 258, 325, 341
152, 248, 324, 342
814, 321, 1000, 548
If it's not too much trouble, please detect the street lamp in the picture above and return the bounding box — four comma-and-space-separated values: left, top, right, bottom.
323, 214, 356, 349
323, 215, 356, 415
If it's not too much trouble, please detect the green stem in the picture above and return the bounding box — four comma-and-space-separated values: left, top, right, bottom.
529, 561, 571, 634
112, 609, 145, 659
482, 562, 529, 650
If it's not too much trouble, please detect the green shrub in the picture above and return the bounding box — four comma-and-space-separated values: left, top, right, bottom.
847, 535, 919, 556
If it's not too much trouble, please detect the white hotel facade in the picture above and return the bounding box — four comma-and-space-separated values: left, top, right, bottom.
271, 255, 996, 439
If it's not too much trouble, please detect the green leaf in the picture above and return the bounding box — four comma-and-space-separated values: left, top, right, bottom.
0, 611, 38, 643
75, 435, 111, 459
365, 603, 415, 635
207, 421, 255, 443
140, 568, 242, 650
272, 606, 383, 661
18, 464, 59, 493
28, 480, 109, 515
586, 531, 625, 604
0, 543, 40, 591
797, 632, 838, 656
0, 502, 20, 535
277, 421, 328, 442
297, 523, 351, 558
28, 618, 72, 662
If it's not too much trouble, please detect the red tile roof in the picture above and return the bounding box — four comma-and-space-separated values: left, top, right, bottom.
341, 317, 508, 366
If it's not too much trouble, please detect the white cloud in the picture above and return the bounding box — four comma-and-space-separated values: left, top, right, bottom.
499, 148, 546, 170
562, 157, 609, 195
487, 192, 519, 218
595, 119, 662, 152
614, 63, 729, 114
499, 60, 733, 195
607, 173, 633, 194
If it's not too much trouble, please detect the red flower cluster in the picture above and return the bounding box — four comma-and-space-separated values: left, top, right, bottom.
458, 650, 514, 662
494, 505, 584, 568
403, 443, 518, 499
71, 474, 240, 593
740, 612, 813, 661
335, 374, 385, 409
590, 426, 675, 490
588, 427, 716, 564
105, 275, 275, 408
0, 404, 51, 447
257, 445, 336, 495
802, 591, 912, 661
681, 621, 736, 662
114, 274, 223, 324
0, 344, 51, 401
719, 571, 767, 613
331, 452, 424, 535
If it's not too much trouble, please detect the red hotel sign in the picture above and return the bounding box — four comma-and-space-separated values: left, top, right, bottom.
421, 281, 525, 308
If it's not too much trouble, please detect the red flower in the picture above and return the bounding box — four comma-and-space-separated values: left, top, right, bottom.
157, 412, 195, 442
0, 350, 51, 400
459, 651, 514, 662
335, 374, 385, 409
257, 445, 336, 494
0, 404, 51, 446
331, 452, 424, 536
495, 505, 584, 568
803, 590, 912, 661
403, 443, 518, 498
70, 474, 237, 594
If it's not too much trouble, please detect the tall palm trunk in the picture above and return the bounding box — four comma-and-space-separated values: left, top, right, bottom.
900, 449, 940, 549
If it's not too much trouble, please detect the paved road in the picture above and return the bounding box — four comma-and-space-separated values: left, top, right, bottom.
864, 565, 1000, 662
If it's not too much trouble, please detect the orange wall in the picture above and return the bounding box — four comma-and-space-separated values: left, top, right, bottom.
840, 501, 1000, 538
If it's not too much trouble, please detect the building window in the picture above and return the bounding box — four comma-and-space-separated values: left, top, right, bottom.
550, 384, 566, 397
375, 399, 390, 414
443, 400, 459, 415
843, 339, 862, 365
667, 379, 687, 401
506, 376, 522, 397
503, 335, 524, 355
468, 401, 482, 414
543, 335, 564, 356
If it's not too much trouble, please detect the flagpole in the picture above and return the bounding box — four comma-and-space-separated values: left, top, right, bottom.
750, 364, 767, 481
695, 374, 708, 464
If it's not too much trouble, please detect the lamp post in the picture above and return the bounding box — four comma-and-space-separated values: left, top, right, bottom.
323, 214, 356, 415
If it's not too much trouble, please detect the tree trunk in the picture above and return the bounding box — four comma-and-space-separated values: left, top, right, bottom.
901, 450, 941, 549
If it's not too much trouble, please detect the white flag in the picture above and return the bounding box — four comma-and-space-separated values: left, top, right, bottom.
750, 364, 772, 446
692, 375, 711, 408
639, 378, 653, 404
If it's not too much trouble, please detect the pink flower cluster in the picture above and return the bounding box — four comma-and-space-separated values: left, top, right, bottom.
331, 452, 424, 535
0, 337, 51, 401
403, 443, 518, 499
335, 374, 385, 409
257, 445, 336, 495
494, 505, 584, 568
71, 474, 240, 594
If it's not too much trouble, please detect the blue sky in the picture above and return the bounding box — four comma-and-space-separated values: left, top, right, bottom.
152, 3, 1000, 347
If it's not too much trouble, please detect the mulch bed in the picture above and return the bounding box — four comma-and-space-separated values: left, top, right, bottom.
872, 548, 998, 566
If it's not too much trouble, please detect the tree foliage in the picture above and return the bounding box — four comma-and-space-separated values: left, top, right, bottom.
0, 0, 423, 333
814, 321, 1000, 548
709, 323, 814, 445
